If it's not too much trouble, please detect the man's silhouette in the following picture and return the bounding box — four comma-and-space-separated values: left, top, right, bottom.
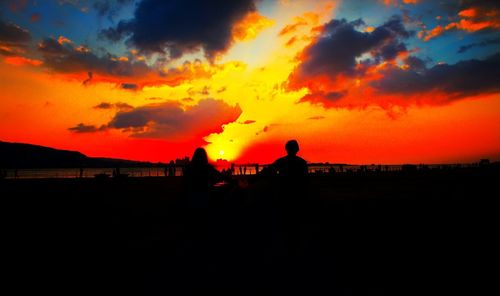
265, 140, 308, 257
269, 140, 308, 180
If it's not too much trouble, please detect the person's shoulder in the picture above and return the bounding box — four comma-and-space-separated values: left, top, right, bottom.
273, 156, 287, 165
295, 156, 307, 164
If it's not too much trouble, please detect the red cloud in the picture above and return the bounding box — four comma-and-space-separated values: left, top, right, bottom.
419, 6, 500, 41
232, 11, 274, 41
4, 56, 42, 66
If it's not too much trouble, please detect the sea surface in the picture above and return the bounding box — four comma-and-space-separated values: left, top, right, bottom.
0, 163, 463, 179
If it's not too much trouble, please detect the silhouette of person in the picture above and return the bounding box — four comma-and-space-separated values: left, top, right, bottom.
183, 148, 225, 200
168, 160, 176, 177
268, 140, 308, 180
112, 167, 120, 178
255, 140, 309, 256
182, 148, 227, 260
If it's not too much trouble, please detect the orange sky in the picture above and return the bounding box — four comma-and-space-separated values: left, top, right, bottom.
1, 0, 499, 164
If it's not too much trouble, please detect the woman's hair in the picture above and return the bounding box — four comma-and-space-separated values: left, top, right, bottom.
191, 147, 209, 165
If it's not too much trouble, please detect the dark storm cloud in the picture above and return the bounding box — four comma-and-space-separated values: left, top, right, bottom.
459, 0, 500, 10
68, 123, 107, 133
100, 0, 257, 59
294, 16, 410, 79
107, 99, 242, 138
375, 42, 407, 62
404, 56, 427, 72
0, 19, 31, 55
372, 52, 500, 98
458, 38, 500, 53
37, 37, 151, 77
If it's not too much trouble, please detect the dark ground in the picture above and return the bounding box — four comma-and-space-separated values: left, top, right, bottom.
2, 167, 497, 295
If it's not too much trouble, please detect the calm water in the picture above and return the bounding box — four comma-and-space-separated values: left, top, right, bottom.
2, 167, 180, 179
2, 164, 461, 179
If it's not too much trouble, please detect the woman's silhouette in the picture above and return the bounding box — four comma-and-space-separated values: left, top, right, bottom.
183, 148, 224, 208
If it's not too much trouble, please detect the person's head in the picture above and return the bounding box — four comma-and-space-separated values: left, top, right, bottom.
191, 148, 208, 165
285, 140, 299, 156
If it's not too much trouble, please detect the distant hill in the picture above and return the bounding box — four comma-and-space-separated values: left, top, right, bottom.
0, 141, 166, 168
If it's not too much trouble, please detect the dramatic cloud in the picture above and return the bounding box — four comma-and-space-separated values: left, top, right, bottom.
290, 16, 409, 80
100, 0, 258, 59
371, 52, 500, 99
35, 37, 232, 88
287, 13, 500, 109
107, 99, 242, 139
288, 16, 411, 106
37, 36, 151, 77
0, 19, 31, 56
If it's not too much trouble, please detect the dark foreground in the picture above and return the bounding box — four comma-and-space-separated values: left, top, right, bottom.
2, 167, 497, 295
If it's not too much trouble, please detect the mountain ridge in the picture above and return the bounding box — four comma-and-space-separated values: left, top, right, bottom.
0, 141, 167, 168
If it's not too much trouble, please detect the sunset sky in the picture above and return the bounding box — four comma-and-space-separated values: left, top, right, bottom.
1, 0, 499, 164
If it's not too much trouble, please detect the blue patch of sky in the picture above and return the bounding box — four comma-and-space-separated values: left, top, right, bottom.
1, 0, 136, 57
336, 0, 498, 67
336, 0, 400, 26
